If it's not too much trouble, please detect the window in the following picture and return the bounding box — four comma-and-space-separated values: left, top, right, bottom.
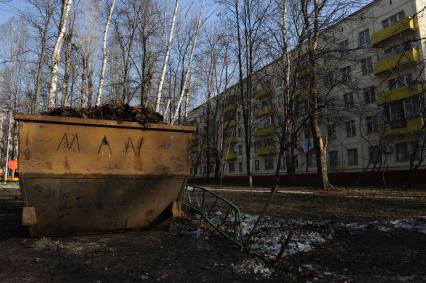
347, 148, 358, 166
329, 150, 338, 168
361, 57, 373, 76
238, 128, 242, 137
238, 145, 243, 155
366, 115, 379, 134
363, 86, 376, 104
341, 66, 351, 82
327, 124, 336, 140
344, 93, 354, 108
388, 74, 413, 90
264, 158, 274, 170
358, 29, 370, 47
395, 142, 420, 162
307, 151, 316, 168
239, 162, 243, 172
255, 160, 260, 171
396, 142, 409, 162
339, 39, 349, 56
229, 162, 235, 172
382, 11, 405, 28
384, 95, 422, 125
346, 120, 356, 137
368, 146, 381, 164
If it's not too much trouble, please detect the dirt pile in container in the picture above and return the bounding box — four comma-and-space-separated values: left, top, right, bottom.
44, 104, 163, 124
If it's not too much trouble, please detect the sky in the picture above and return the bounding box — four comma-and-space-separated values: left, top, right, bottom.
0, 0, 28, 24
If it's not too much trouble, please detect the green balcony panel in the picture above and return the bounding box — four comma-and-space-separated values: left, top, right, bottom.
372, 17, 416, 46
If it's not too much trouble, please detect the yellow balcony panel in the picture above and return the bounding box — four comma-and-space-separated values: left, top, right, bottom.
255, 106, 273, 118
223, 120, 236, 128
255, 84, 273, 99
224, 136, 238, 145
255, 125, 277, 137
377, 83, 424, 105
224, 151, 238, 161
374, 48, 420, 75
384, 118, 424, 136
224, 103, 237, 113
372, 17, 416, 46
207, 115, 215, 123
204, 157, 216, 164
256, 145, 276, 156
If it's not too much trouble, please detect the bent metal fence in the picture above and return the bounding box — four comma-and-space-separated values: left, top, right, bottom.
181, 185, 244, 248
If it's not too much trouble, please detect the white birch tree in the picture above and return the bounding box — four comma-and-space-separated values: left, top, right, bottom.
95, 0, 116, 107
47, 0, 73, 109
171, 0, 205, 124
155, 0, 179, 113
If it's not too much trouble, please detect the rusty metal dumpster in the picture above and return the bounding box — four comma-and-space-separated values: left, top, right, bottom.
14, 114, 194, 237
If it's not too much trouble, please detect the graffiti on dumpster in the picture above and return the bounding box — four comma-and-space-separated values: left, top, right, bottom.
57, 133, 80, 152
124, 137, 143, 157
98, 136, 112, 155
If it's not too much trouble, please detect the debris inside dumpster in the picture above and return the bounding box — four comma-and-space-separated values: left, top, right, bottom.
44, 104, 163, 124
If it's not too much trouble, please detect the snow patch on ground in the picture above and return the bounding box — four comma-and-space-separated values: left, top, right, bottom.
33, 237, 112, 255
238, 213, 332, 259
340, 216, 426, 235
231, 258, 273, 278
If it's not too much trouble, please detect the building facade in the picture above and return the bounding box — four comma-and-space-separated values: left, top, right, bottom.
189, 0, 426, 185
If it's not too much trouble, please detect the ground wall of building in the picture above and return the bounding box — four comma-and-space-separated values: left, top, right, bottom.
189, 169, 426, 187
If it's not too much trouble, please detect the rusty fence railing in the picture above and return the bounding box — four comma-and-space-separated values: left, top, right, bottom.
181, 185, 244, 248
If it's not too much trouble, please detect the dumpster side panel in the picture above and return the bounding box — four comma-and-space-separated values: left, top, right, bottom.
19, 122, 191, 177
17, 119, 192, 237
23, 177, 184, 237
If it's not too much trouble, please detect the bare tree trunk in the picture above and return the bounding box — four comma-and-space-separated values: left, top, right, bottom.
34, 4, 53, 113
81, 53, 88, 108
302, 0, 332, 190
155, 0, 179, 113
61, 12, 76, 108
61, 33, 72, 107
48, 0, 73, 110
96, 0, 116, 107
172, 0, 205, 124
87, 63, 94, 108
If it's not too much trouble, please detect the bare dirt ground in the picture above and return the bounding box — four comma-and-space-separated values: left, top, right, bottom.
1, 183, 426, 282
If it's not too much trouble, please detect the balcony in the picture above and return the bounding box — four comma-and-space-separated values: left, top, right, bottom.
377, 83, 424, 105
374, 48, 420, 75
255, 125, 277, 137
256, 145, 276, 156
384, 117, 424, 136
255, 84, 273, 100
224, 103, 237, 113
223, 120, 236, 128
224, 151, 238, 161
224, 136, 238, 145
255, 106, 273, 118
372, 17, 416, 46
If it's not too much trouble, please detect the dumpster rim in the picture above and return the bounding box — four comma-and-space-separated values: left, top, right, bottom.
14, 114, 195, 132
